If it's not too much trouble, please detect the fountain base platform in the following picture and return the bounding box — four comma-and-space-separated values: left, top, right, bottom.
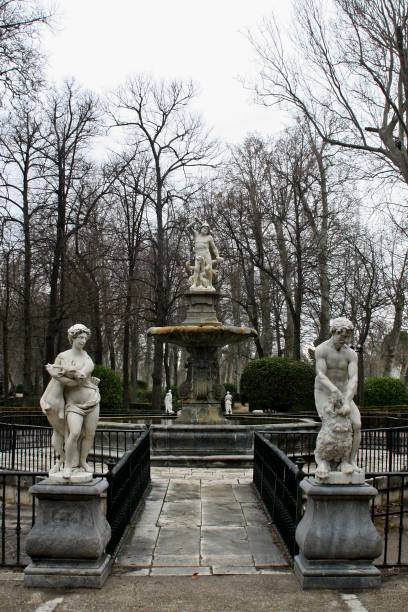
151, 424, 253, 467
176, 402, 227, 424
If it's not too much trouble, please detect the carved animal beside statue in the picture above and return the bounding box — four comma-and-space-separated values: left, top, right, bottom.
314, 397, 354, 480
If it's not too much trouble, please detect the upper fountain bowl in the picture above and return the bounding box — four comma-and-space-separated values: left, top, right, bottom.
147, 323, 257, 349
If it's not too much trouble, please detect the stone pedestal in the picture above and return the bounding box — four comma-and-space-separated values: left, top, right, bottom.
294, 478, 382, 589
183, 290, 220, 326
24, 478, 111, 588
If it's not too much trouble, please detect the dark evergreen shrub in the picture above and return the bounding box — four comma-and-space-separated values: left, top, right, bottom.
240, 357, 315, 412
93, 365, 123, 411
363, 376, 408, 407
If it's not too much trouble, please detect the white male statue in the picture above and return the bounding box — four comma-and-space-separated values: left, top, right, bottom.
40, 324, 100, 482
187, 218, 223, 290
314, 317, 363, 481
224, 391, 233, 415
164, 389, 173, 414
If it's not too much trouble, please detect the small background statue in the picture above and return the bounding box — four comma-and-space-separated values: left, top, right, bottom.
187, 218, 223, 291
224, 391, 233, 415
314, 317, 363, 482
40, 323, 100, 482
164, 389, 174, 414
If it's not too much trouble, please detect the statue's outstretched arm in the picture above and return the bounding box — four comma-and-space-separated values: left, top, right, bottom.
187, 218, 200, 233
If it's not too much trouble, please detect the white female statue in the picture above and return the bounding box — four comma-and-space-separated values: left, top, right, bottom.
40, 323, 100, 482
224, 391, 233, 415
164, 389, 173, 414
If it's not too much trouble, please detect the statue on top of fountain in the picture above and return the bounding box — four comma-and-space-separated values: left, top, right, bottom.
186, 218, 223, 292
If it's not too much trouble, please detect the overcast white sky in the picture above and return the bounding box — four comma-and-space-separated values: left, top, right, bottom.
43, 0, 291, 144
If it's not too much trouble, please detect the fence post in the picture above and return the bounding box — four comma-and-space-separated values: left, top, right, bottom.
11, 426, 16, 470
295, 458, 305, 526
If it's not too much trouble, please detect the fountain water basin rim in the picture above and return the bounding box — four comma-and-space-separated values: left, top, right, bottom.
147, 324, 257, 348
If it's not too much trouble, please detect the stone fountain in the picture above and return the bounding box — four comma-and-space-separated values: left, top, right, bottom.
147, 218, 258, 463
148, 218, 257, 425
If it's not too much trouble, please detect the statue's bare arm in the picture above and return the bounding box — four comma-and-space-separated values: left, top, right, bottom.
208, 236, 221, 260
187, 218, 200, 235
344, 352, 358, 405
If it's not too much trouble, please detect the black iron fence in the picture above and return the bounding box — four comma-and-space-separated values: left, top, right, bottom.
0, 420, 146, 472
253, 432, 303, 560
105, 428, 150, 554
0, 429, 151, 567
367, 471, 408, 567
253, 430, 408, 569
261, 426, 408, 475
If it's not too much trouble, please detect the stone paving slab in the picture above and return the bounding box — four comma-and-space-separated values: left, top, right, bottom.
155, 527, 200, 555
158, 500, 201, 527
241, 502, 271, 525
212, 566, 258, 575
153, 554, 200, 566
150, 566, 213, 576
201, 502, 245, 526
116, 467, 289, 576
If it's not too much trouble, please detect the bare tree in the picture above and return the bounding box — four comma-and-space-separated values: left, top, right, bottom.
111, 76, 217, 408
0, 0, 50, 102
381, 235, 408, 375
250, 0, 408, 184
0, 101, 46, 393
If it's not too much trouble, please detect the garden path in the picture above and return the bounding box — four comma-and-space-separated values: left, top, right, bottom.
115, 467, 289, 576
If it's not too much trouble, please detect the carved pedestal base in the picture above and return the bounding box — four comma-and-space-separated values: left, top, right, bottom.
294, 478, 382, 589
24, 478, 111, 588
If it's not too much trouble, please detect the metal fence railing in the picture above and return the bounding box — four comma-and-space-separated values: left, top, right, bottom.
0, 421, 146, 472
0, 429, 151, 567
366, 471, 408, 567
105, 428, 150, 555
259, 426, 408, 475
253, 430, 408, 569
253, 432, 304, 560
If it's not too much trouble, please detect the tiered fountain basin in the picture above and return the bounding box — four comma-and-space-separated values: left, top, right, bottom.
147, 289, 262, 461
147, 323, 256, 348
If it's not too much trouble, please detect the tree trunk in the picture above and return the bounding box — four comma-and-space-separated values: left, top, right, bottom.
383, 296, 405, 376
45, 176, 66, 383
22, 196, 32, 395
93, 289, 103, 364
164, 342, 171, 391
1, 253, 10, 398
130, 325, 139, 399
122, 281, 132, 411
260, 271, 272, 356
171, 346, 178, 387
151, 190, 166, 409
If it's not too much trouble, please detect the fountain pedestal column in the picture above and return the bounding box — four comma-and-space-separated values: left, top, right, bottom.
148, 289, 257, 424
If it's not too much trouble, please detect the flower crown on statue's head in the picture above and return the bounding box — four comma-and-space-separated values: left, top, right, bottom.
67, 323, 91, 345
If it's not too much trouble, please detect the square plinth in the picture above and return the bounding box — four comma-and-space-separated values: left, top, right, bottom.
294, 553, 381, 590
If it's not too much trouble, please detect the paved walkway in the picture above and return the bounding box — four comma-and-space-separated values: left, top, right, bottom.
116, 467, 288, 576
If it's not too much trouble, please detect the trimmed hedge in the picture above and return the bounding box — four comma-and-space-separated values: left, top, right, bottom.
93, 365, 123, 411
363, 376, 408, 407
240, 357, 315, 412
